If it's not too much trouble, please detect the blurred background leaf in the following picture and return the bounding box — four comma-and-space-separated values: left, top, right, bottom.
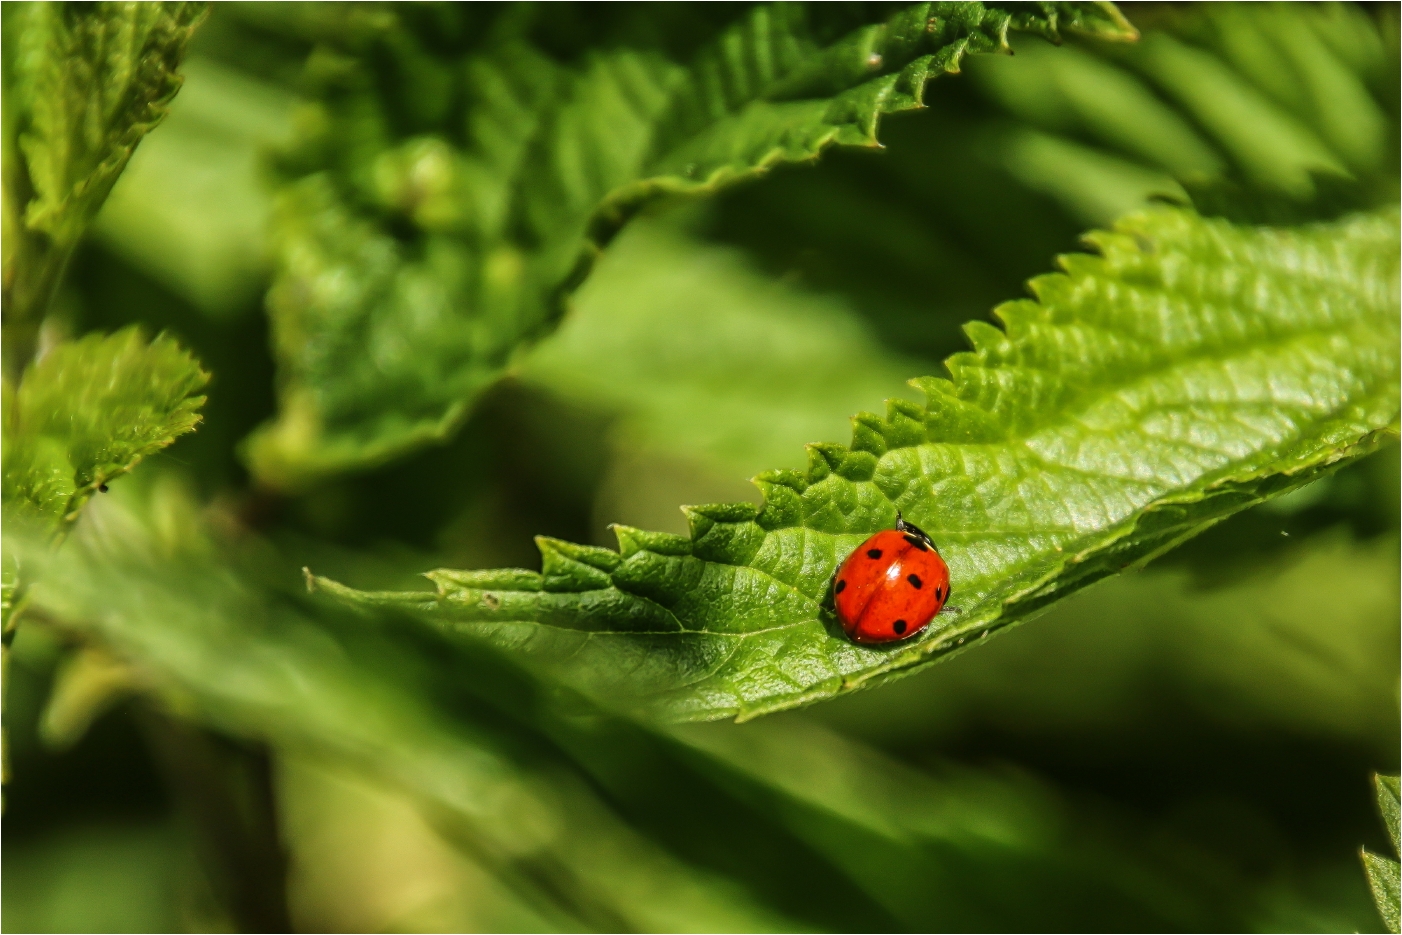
1, 1, 206, 375
234, 1, 1136, 488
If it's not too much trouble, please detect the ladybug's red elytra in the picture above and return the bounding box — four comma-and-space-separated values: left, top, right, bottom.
833, 513, 951, 645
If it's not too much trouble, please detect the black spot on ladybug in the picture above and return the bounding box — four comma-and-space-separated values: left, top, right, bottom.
934, 587, 942, 600
903, 534, 928, 551
98, 483, 109, 493
907, 573, 922, 589
835, 579, 847, 594
892, 619, 907, 635
866, 548, 882, 559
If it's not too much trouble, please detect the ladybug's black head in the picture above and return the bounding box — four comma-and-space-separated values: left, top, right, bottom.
894, 510, 938, 552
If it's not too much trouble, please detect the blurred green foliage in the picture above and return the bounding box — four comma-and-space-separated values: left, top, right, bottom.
2, 2, 1398, 933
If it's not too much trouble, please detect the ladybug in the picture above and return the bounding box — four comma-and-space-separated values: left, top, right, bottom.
833, 513, 951, 645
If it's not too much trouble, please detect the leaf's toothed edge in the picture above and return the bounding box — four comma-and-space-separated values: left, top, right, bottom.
249, 2, 1138, 487
313, 205, 1401, 722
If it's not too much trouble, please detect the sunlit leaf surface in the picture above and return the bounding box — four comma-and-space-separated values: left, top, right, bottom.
321, 205, 1401, 721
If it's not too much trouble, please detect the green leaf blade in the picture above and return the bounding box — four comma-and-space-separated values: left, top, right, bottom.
245, 2, 1135, 487
1365, 849, 1402, 934
1380, 773, 1402, 856
2, 1, 206, 371
2, 327, 209, 532
1367, 772, 1402, 933
319, 205, 1400, 722
10, 1, 206, 243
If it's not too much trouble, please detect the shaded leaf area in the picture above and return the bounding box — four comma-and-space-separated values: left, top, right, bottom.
91, 54, 298, 318
319, 206, 1401, 722
1, 1, 207, 372
1, 328, 208, 535
705, 2, 1398, 364
7, 474, 1376, 932
235, 1, 1137, 487
1365, 773, 1402, 933
521, 213, 924, 480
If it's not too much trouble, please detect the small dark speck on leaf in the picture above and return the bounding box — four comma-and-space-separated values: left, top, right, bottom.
483, 593, 501, 609
98, 483, 109, 493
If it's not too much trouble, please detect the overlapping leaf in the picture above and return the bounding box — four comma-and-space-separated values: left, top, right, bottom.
1, 328, 208, 534
242, 1, 1137, 487
1, 2, 206, 368
317, 204, 1401, 722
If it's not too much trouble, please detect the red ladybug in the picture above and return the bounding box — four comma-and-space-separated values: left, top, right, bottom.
833, 513, 951, 645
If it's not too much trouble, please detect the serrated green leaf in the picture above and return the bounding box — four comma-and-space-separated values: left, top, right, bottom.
1368, 772, 1402, 932
1, 328, 208, 534
1, 2, 206, 369
242, 1, 1136, 488
314, 205, 1401, 722
1380, 773, 1402, 857
1364, 849, 1402, 934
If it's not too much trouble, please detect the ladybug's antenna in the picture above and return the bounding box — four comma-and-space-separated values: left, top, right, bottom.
895, 510, 937, 552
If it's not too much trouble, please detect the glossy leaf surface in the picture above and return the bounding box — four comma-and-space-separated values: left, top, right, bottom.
319, 205, 1401, 721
